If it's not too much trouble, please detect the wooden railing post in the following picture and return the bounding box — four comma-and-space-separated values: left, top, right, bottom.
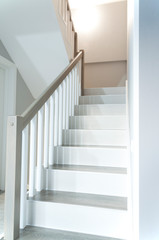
4, 116, 23, 240
81, 50, 85, 95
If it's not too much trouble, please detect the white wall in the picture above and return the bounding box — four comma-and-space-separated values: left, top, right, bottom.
72, 1, 127, 88
139, 1, 159, 239
127, 0, 139, 239
128, 0, 159, 239
0, 40, 34, 115
0, 0, 69, 98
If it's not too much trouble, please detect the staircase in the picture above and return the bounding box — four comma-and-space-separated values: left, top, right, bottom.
26, 86, 129, 240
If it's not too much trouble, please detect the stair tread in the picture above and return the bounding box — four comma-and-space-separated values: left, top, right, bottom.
61, 145, 127, 149
59, 145, 127, 149
50, 164, 127, 174
19, 226, 125, 240
30, 190, 127, 210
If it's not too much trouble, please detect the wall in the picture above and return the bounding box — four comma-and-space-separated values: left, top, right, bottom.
0, 40, 34, 115
139, 1, 159, 239
85, 60, 127, 88
72, 1, 127, 88
0, 0, 69, 99
127, 0, 139, 239
128, 0, 159, 239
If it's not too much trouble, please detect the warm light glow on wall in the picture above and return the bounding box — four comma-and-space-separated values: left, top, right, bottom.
72, 7, 99, 33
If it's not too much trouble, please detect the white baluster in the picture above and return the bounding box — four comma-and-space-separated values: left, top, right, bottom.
29, 115, 37, 197
79, 60, 82, 97
69, 73, 72, 117
20, 125, 29, 229
49, 95, 54, 165
54, 89, 59, 146
44, 100, 50, 168
71, 70, 75, 115
62, 80, 66, 130
75, 66, 78, 105
65, 76, 69, 129
76, 63, 79, 105
37, 107, 44, 192
58, 84, 63, 145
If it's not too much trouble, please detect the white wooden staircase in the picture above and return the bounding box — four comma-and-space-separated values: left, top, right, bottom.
26, 86, 129, 240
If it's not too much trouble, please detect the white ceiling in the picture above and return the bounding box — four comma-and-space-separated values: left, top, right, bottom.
69, 0, 126, 9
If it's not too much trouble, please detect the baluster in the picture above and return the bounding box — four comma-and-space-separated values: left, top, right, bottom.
54, 89, 59, 146
63, 0, 67, 23
44, 100, 50, 168
29, 115, 37, 197
79, 60, 82, 96
76, 63, 79, 105
71, 70, 75, 115
49, 94, 55, 165
63, 80, 66, 130
37, 107, 44, 191
20, 125, 29, 229
58, 84, 63, 145
74, 66, 77, 105
65, 76, 69, 129
69, 73, 72, 116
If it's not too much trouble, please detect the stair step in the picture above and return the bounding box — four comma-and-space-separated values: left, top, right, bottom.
62, 129, 128, 147
20, 227, 123, 240
55, 146, 128, 168
74, 104, 126, 116
79, 95, 125, 105
84, 87, 126, 96
27, 191, 128, 239
69, 115, 126, 130
46, 167, 127, 197
51, 164, 127, 174
29, 190, 127, 210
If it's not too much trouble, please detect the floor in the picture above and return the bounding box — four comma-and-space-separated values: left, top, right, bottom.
0, 191, 4, 237
0, 192, 120, 240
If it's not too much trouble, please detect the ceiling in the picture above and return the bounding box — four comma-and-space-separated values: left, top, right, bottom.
69, 0, 126, 9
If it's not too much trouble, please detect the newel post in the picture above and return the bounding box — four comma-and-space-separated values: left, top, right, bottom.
81, 49, 85, 96
4, 116, 23, 240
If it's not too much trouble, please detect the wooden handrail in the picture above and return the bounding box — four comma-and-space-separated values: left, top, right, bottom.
22, 51, 83, 129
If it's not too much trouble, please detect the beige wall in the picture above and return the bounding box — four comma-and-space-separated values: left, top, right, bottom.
84, 61, 127, 88
72, 1, 127, 88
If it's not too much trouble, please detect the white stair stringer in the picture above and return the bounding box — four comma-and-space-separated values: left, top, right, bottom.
54, 146, 128, 168
27, 198, 129, 240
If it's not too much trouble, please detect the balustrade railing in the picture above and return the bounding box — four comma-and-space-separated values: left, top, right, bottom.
4, 51, 84, 240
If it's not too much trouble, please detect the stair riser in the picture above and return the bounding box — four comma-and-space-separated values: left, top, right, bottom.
46, 169, 127, 197
69, 116, 126, 130
62, 130, 128, 147
27, 201, 129, 239
84, 87, 126, 96
54, 147, 128, 168
79, 95, 126, 105
74, 104, 126, 116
